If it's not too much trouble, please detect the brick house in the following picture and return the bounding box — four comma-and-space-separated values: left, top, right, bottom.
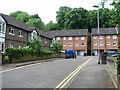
0, 13, 51, 52
46, 29, 88, 56
91, 28, 119, 55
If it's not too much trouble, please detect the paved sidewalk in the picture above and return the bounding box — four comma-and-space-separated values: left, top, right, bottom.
1, 58, 63, 71
69, 57, 117, 88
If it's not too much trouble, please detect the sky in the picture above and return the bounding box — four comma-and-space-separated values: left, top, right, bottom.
0, 0, 113, 24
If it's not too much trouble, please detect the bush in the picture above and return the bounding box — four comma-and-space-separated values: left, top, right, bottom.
5, 48, 54, 59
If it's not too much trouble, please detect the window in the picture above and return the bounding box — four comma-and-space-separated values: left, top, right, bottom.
44, 38, 47, 44
0, 23, 1, 32
56, 37, 60, 40
75, 42, 78, 46
99, 36, 103, 39
94, 36, 97, 39
69, 42, 72, 46
94, 42, 97, 45
63, 37, 66, 40
107, 42, 110, 45
100, 42, 103, 46
0, 23, 5, 32
9, 42, 14, 48
68, 37, 72, 40
81, 36, 85, 40
19, 30, 23, 37
63, 42, 66, 46
113, 35, 117, 39
81, 43, 84, 46
113, 42, 117, 46
9, 27, 14, 35
75, 37, 78, 40
107, 35, 110, 39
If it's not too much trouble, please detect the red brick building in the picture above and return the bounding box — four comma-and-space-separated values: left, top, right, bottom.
91, 28, 119, 55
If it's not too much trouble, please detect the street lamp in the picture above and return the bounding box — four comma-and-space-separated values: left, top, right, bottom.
93, 5, 100, 64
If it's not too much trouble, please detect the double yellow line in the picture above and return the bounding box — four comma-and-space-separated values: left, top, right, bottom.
54, 58, 92, 89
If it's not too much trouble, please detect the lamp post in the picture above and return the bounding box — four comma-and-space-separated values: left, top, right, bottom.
93, 5, 100, 64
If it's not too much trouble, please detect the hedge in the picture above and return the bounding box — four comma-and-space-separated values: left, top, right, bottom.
5, 48, 55, 63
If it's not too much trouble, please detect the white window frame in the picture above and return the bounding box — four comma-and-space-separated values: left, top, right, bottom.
100, 42, 103, 46
75, 37, 79, 40
44, 38, 47, 44
81, 36, 85, 40
81, 43, 84, 46
56, 37, 60, 40
107, 35, 110, 39
63, 42, 66, 46
63, 37, 66, 40
69, 42, 72, 47
113, 35, 117, 39
99, 35, 103, 39
93, 36, 97, 39
107, 42, 110, 45
68, 37, 72, 40
19, 30, 23, 37
75, 42, 78, 46
94, 42, 97, 45
9, 27, 15, 35
113, 42, 117, 46
9, 42, 14, 48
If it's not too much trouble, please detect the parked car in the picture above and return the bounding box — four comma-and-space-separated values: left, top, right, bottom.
112, 53, 120, 57
65, 50, 76, 59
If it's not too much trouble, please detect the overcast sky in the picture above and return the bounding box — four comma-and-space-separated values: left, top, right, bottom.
0, 0, 113, 24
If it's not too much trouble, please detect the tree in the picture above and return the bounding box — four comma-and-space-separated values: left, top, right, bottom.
9, 11, 45, 30
27, 37, 42, 51
50, 40, 63, 53
44, 21, 59, 31
56, 6, 72, 29
64, 7, 89, 29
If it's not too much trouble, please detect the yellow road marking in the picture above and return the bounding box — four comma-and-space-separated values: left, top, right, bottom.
106, 66, 118, 88
55, 58, 92, 89
0, 62, 42, 73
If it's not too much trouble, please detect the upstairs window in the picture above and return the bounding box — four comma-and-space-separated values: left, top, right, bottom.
99, 36, 103, 39
19, 30, 23, 37
81, 36, 85, 40
94, 36, 97, 39
75, 37, 79, 40
68, 37, 72, 40
56, 37, 60, 40
9, 27, 14, 35
107, 35, 110, 39
113, 35, 117, 39
63, 37, 66, 40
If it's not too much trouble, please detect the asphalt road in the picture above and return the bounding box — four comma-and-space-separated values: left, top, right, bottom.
1, 56, 115, 89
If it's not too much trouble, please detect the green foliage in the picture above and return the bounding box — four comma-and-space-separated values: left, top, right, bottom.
5, 47, 54, 59
50, 40, 63, 53
9, 11, 44, 30
44, 21, 59, 31
116, 56, 120, 71
27, 37, 42, 51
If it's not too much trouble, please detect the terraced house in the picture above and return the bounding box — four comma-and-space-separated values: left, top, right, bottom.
46, 29, 88, 56
91, 28, 119, 56
0, 13, 51, 52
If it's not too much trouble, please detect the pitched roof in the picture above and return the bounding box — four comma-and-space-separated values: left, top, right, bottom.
0, 13, 33, 32
92, 28, 118, 35
45, 29, 88, 38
